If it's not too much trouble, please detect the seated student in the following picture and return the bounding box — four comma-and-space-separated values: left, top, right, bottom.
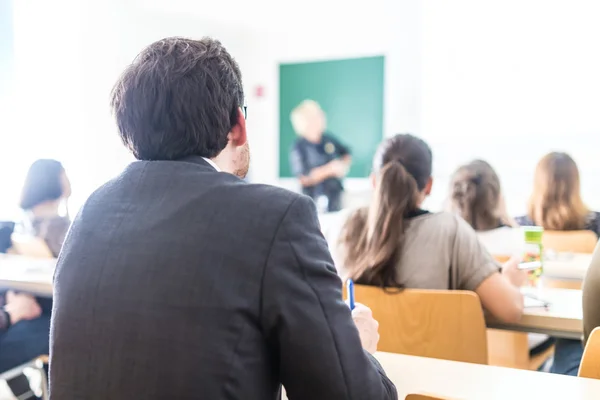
449, 160, 522, 255
0, 291, 48, 400
19, 159, 72, 257
289, 100, 352, 212
1, 159, 70, 398
516, 152, 600, 235
516, 151, 599, 376
334, 134, 526, 323
449, 160, 551, 354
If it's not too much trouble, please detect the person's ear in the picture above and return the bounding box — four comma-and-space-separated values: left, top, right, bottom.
228, 107, 247, 147
424, 177, 433, 196
370, 173, 377, 189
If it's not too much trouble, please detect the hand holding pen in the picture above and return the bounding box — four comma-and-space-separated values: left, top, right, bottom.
346, 279, 380, 354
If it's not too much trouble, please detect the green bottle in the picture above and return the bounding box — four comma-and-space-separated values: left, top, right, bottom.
523, 226, 544, 286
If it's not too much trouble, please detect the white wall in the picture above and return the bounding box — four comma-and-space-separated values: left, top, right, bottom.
5, 0, 599, 219
259, 0, 600, 215
2, 0, 268, 218
421, 0, 600, 214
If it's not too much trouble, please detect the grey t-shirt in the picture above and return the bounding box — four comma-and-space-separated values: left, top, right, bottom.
332, 211, 499, 291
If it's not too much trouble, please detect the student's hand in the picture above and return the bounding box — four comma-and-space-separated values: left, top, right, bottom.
4, 291, 42, 325
501, 256, 527, 288
351, 303, 380, 354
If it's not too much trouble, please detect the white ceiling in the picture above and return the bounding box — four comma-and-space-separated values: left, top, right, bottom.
130, 0, 386, 33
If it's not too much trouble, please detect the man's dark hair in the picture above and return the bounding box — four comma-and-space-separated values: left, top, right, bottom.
110, 37, 244, 160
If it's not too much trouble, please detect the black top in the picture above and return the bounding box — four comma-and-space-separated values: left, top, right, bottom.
290, 132, 350, 199
515, 211, 600, 237
406, 209, 430, 219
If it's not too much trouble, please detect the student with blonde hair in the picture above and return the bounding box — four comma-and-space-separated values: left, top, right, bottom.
289, 100, 351, 212
516, 152, 600, 376
516, 152, 600, 234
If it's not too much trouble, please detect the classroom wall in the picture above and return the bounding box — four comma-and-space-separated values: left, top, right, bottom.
421, 0, 600, 213
254, 0, 423, 203
255, 0, 600, 215
4, 0, 599, 218
1, 0, 269, 218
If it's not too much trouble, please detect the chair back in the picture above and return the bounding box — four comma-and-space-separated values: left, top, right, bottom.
579, 327, 600, 379
10, 233, 53, 259
493, 255, 511, 264
353, 285, 488, 364
543, 230, 597, 253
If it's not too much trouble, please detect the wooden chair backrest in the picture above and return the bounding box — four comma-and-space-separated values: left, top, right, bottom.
543, 230, 597, 253
10, 233, 53, 259
353, 285, 488, 364
579, 327, 600, 379
542, 277, 582, 290
493, 255, 511, 264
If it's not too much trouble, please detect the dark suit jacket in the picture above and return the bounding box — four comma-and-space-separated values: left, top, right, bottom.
49, 157, 397, 400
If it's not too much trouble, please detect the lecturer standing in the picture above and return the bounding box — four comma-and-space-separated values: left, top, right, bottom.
49, 37, 396, 400
290, 100, 352, 212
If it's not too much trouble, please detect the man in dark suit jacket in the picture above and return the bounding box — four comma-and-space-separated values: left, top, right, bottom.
49, 37, 397, 399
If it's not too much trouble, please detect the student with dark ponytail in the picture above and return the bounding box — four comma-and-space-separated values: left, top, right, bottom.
336, 134, 526, 323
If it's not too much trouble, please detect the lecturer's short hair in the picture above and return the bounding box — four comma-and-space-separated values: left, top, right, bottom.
110, 37, 244, 160
290, 99, 323, 136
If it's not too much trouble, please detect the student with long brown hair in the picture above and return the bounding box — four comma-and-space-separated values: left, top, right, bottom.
336, 134, 526, 323
516, 152, 600, 235
450, 160, 522, 255
516, 152, 599, 376
450, 160, 552, 354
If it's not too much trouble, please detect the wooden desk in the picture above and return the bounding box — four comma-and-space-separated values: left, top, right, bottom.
487, 288, 583, 339
375, 352, 600, 399
544, 253, 591, 280
0, 255, 55, 297
282, 352, 600, 399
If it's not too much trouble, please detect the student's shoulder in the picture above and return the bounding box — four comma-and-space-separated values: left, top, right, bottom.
416, 211, 464, 227
515, 215, 535, 226
409, 211, 469, 239
47, 215, 71, 231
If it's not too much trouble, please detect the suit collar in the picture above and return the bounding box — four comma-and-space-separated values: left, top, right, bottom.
201, 157, 221, 172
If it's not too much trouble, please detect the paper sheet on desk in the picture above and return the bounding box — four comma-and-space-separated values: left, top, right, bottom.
524, 295, 548, 308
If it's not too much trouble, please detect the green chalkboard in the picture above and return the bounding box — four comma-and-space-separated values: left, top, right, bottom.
279, 56, 385, 178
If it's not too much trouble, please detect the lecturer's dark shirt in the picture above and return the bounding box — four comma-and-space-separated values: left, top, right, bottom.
49, 156, 396, 400
290, 133, 350, 203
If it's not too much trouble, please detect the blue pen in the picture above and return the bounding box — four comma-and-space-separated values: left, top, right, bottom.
347, 279, 355, 310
